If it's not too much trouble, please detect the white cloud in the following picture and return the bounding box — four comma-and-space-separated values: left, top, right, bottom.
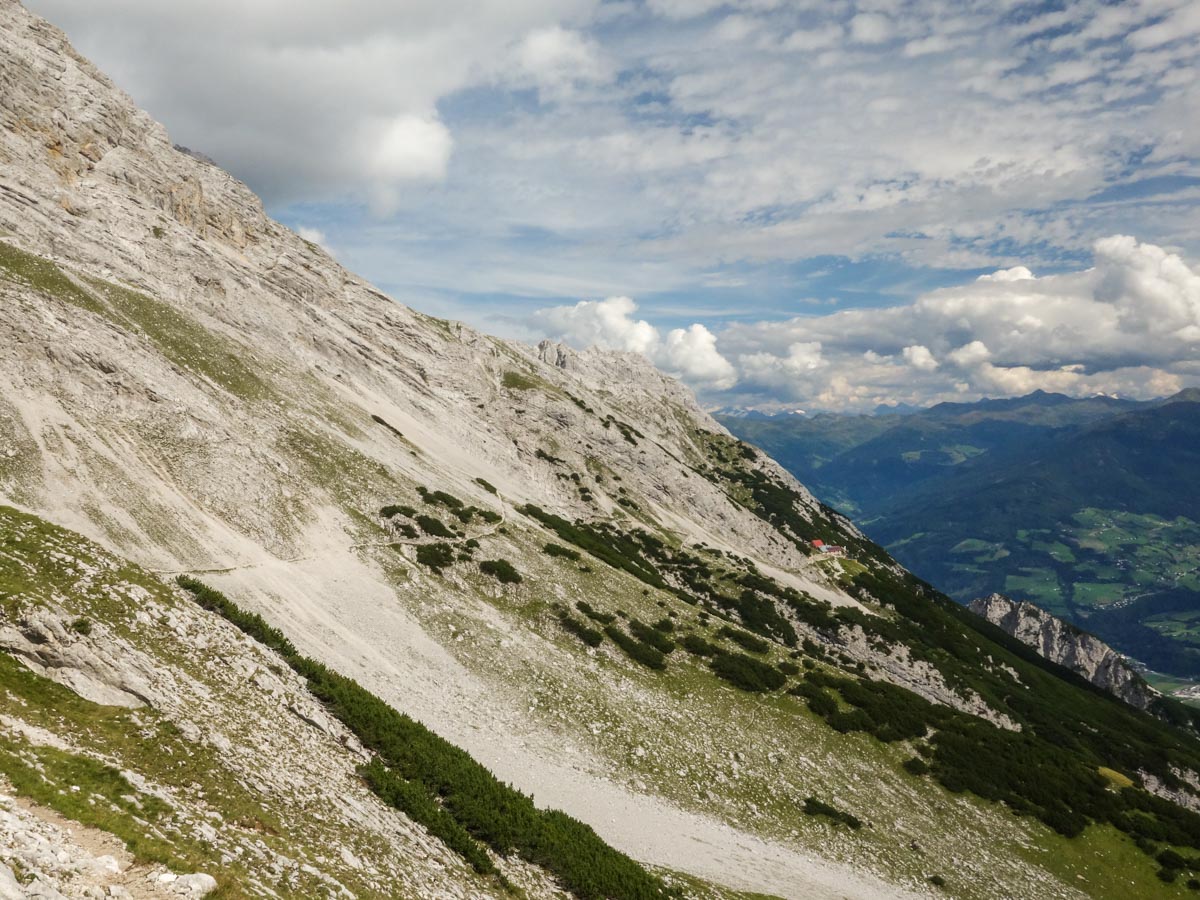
947, 340, 990, 368
849, 13, 893, 45
364, 114, 453, 212
533, 296, 659, 354
783, 24, 844, 52
977, 266, 1034, 283
662, 323, 738, 388
716, 237, 1200, 409
26, 0, 596, 209
514, 25, 610, 97
296, 226, 328, 247
902, 344, 938, 371
531, 296, 736, 388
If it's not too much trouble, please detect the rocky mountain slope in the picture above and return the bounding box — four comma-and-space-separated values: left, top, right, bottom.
7, 2, 1200, 898
721, 392, 1200, 680
968, 594, 1159, 712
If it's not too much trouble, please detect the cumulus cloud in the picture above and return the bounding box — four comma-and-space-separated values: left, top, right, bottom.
26, 0, 594, 210
848, 13, 894, 45
902, 345, 939, 371
715, 237, 1200, 409
531, 296, 736, 389
514, 26, 611, 98
364, 115, 453, 213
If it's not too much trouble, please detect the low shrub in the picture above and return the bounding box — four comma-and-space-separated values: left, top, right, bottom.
604, 625, 667, 670
418, 486, 465, 509
177, 578, 664, 900
628, 620, 675, 654
680, 634, 719, 657
416, 543, 456, 572
479, 559, 522, 584
576, 601, 615, 625
903, 757, 931, 776
559, 614, 603, 648
545, 543, 582, 561
415, 515, 455, 538
709, 651, 786, 692
380, 504, 416, 519
474, 477, 498, 494
718, 626, 770, 654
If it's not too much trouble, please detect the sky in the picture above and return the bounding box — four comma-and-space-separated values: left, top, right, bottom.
27, 0, 1200, 411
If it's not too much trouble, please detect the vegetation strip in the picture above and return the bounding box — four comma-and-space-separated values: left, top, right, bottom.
176, 577, 667, 899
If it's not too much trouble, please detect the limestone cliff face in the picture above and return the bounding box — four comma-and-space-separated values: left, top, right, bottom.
968, 593, 1159, 710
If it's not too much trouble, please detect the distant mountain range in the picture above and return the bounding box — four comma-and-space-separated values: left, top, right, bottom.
721, 389, 1200, 678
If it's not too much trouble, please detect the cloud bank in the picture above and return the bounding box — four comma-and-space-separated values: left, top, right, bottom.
532, 296, 736, 389
534, 237, 1200, 409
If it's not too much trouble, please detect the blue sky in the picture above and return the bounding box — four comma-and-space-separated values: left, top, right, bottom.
28, 0, 1200, 410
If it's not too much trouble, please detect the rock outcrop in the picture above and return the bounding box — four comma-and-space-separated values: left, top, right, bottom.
968, 593, 1159, 710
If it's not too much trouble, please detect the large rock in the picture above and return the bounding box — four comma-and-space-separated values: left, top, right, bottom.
968, 593, 1159, 710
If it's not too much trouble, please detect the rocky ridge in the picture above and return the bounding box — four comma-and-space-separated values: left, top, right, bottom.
968, 593, 1159, 710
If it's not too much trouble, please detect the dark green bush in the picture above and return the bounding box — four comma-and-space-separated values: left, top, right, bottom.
474, 477, 498, 494
176, 575, 297, 660
362, 760, 494, 874
416, 515, 455, 538
519, 506, 665, 589
380, 504, 416, 519
576, 601, 615, 625
371, 414, 406, 440
559, 614, 603, 648
718, 626, 770, 654
1159, 849, 1187, 870
789, 680, 839, 717
903, 757, 931, 776
545, 543, 582, 561
628, 620, 675, 654
680, 634, 720, 657
709, 651, 786, 692
416, 543, 456, 572
604, 625, 667, 670
70, 617, 92, 636
479, 559, 522, 584
418, 486, 465, 509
